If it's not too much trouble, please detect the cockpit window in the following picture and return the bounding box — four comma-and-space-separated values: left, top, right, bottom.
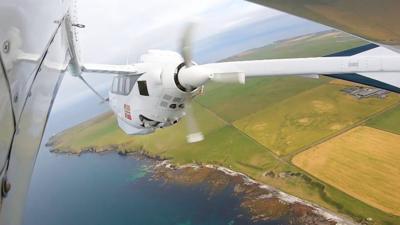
111, 76, 137, 95
111, 78, 118, 93
137, 80, 149, 96
118, 77, 125, 93
124, 77, 131, 94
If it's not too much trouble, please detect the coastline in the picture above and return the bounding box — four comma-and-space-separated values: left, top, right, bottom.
48, 144, 358, 225
154, 161, 357, 225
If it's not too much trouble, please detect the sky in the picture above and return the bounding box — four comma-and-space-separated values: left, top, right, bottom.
54, 0, 284, 111
76, 0, 282, 64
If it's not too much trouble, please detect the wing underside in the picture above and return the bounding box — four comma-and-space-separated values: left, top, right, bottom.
249, 0, 400, 49
245, 0, 400, 92
323, 43, 400, 93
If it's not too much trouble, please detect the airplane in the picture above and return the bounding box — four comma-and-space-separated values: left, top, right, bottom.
77, 25, 400, 143
0, 1, 400, 224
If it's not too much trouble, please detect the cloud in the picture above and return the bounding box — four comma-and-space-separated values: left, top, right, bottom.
75, 0, 281, 64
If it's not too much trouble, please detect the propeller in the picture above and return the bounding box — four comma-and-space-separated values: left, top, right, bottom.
178, 23, 245, 143
183, 93, 204, 143
179, 23, 246, 85
181, 23, 195, 67
178, 23, 245, 89
180, 23, 204, 143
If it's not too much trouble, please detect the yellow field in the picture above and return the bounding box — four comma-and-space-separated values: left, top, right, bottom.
292, 126, 400, 216
328, 79, 367, 87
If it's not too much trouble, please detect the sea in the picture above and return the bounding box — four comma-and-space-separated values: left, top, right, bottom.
22, 94, 291, 225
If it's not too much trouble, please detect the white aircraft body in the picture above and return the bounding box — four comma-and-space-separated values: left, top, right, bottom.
0, 0, 400, 224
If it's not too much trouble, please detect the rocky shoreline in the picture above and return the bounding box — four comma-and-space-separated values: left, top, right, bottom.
48, 141, 358, 225
152, 161, 357, 225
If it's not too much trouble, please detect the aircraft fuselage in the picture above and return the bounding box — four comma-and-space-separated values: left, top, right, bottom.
108, 50, 198, 135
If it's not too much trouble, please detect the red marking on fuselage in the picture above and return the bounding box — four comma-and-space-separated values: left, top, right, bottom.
124, 104, 132, 120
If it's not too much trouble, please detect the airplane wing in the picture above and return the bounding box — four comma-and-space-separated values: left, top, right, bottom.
245, 0, 400, 92
182, 44, 400, 93
249, 0, 400, 51
82, 63, 140, 75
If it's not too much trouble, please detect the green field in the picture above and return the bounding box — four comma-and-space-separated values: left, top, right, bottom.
225, 31, 366, 61
51, 102, 226, 154
162, 126, 280, 174
366, 105, 400, 135
197, 76, 328, 122
51, 30, 400, 225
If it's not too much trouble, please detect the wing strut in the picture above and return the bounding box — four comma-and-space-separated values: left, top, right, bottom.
76, 75, 109, 102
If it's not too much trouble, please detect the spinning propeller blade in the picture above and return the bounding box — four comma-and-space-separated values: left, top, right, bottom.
181, 23, 195, 67
177, 23, 245, 88
179, 22, 245, 143
180, 22, 204, 143
184, 94, 204, 143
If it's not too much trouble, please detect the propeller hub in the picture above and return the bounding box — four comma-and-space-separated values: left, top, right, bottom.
174, 62, 210, 92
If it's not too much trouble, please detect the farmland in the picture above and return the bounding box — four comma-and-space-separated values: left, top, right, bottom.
233, 84, 399, 156
292, 126, 400, 216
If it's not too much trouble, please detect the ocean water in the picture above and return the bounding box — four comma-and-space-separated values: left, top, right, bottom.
22, 94, 290, 225
24, 150, 292, 225
24, 152, 260, 225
